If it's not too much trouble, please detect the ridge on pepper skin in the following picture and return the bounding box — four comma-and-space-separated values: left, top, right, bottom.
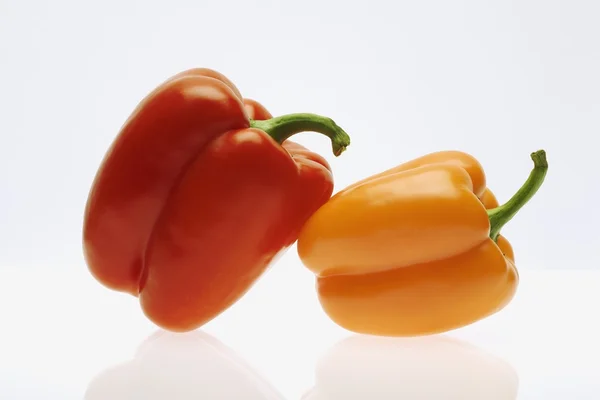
297, 149, 548, 337
83, 68, 351, 332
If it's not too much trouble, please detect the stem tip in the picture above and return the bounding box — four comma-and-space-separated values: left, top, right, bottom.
531, 149, 548, 168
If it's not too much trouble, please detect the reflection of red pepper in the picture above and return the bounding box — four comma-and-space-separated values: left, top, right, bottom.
85, 330, 285, 399
83, 68, 351, 332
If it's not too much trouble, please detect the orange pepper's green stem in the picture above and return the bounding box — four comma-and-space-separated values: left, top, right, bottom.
251, 113, 351, 156
487, 149, 548, 241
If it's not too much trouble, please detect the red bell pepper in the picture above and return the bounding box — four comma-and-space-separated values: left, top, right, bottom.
82, 68, 351, 332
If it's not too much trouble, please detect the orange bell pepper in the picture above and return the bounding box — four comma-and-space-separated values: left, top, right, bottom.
296, 149, 548, 336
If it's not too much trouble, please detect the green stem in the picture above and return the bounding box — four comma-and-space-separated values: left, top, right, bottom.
487, 149, 549, 241
250, 113, 351, 156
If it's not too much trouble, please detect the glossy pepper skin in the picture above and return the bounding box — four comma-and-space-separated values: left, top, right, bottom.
297, 149, 548, 336
83, 68, 351, 332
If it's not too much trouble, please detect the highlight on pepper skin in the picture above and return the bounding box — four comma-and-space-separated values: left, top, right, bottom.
296, 149, 548, 337
82, 68, 351, 332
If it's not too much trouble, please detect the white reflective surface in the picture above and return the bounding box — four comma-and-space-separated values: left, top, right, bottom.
0, 266, 598, 399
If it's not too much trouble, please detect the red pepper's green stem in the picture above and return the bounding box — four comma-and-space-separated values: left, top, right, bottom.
487, 149, 548, 241
250, 113, 351, 156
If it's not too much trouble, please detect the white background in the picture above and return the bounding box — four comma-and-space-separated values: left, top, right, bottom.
0, 0, 598, 399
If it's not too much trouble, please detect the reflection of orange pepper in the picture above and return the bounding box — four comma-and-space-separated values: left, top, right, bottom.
297, 150, 548, 336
